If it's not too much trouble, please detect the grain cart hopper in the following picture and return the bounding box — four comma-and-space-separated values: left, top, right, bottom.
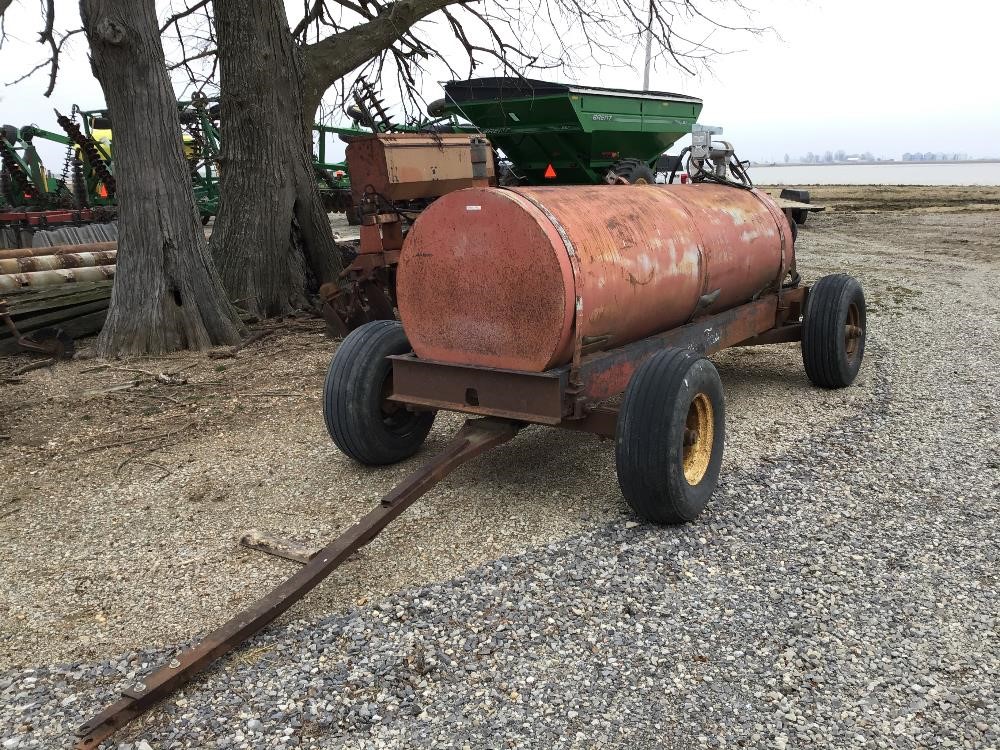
431, 76, 703, 185
75, 144, 867, 748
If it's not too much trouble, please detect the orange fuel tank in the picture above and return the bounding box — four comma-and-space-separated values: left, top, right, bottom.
396, 184, 794, 372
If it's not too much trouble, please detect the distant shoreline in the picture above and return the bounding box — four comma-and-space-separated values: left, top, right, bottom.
751, 159, 1000, 168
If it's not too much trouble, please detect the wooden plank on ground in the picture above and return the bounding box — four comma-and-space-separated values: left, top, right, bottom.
4, 285, 112, 316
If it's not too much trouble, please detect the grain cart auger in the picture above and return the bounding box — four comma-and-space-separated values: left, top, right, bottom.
76, 148, 867, 747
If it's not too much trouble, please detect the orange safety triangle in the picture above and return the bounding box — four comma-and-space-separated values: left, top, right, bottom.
97, 183, 108, 197
543, 163, 557, 179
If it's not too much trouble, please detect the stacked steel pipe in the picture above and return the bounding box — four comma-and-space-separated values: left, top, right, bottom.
0, 239, 116, 354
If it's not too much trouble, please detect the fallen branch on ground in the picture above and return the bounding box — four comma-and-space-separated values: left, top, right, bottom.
208, 329, 276, 359
12, 358, 55, 376
82, 420, 197, 453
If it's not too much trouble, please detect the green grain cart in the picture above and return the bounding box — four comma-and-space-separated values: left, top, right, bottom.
429, 77, 703, 185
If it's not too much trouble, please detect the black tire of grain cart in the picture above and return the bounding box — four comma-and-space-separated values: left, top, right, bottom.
610, 158, 656, 185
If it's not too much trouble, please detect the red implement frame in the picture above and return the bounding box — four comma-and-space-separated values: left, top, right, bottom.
0, 208, 105, 225
76, 286, 807, 747
389, 288, 807, 427
0, 208, 117, 250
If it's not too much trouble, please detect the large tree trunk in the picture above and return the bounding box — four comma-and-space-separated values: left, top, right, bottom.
81, 0, 243, 357
300, 80, 324, 136
210, 0, 342, 320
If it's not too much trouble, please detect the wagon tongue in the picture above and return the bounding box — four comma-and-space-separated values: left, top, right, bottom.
73, 418, 520, 749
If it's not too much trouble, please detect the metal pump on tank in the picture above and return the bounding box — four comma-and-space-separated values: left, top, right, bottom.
396, 183, 795, 372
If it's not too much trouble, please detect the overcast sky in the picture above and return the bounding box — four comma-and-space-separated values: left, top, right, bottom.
0, 0, 997, 165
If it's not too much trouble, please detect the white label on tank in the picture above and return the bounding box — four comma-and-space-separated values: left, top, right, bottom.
466, 205, 481, 211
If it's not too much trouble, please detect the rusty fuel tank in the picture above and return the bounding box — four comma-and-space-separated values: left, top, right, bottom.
396, 184, 794, 372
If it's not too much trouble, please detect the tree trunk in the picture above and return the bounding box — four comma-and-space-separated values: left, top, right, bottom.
301, 79, 324, 136
211, 0, 342, 320
81, 0, 244, 356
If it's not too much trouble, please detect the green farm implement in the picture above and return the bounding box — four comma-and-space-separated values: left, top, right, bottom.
0, 95, 363, 247
0, 97, 224, 247
433, 77, 703, 185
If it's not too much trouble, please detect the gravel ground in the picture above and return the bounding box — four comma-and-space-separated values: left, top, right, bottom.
2, 193, 998, 748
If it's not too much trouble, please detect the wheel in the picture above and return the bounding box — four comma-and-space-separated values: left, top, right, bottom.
801, 274, 866, 388
615, 348, 726, 524
609, 159, 656, 185
792, 208, 809, 225
426, 98, 447, 117
323, 320, 435, 465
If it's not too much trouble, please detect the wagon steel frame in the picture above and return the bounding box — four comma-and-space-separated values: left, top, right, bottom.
388, 287, 807, 430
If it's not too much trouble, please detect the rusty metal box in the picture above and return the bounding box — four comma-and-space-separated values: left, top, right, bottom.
346, 133, 494, 204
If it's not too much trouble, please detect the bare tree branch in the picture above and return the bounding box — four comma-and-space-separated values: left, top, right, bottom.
3, 0, 83, 99
160, 0, 210, 33
298, 0, 767, 128
290, 0, 325, 38
300, 0, 476, 117
166, 45, 217, 70
161, 0, 219, 93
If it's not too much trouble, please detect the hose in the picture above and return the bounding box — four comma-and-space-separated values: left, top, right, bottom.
667, 146, 691, 184
667, 143, 754, 191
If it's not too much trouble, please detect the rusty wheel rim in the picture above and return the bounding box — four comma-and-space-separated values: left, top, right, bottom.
683, 393, 714, 485
845, 302, 861, 359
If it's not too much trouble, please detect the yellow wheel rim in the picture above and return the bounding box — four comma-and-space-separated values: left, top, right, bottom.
682, 393, 714, 485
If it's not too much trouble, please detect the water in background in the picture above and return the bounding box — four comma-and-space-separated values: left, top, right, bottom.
747, 162, 1000, 186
